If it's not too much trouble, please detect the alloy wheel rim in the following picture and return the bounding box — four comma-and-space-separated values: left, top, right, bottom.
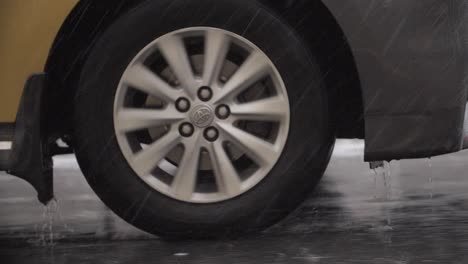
114, 27, 290, 203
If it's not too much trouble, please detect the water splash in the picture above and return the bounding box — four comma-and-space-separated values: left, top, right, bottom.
28, 199, 58, 247
28, 199, 74, 247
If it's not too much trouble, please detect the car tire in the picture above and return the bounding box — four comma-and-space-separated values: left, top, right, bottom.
74, 0, 334, 238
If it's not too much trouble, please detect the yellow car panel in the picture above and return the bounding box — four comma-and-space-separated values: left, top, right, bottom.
0, 0, 78, 122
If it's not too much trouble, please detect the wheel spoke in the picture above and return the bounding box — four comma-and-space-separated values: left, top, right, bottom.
213, 51, 271, 104
208, 140, 242, 195
217, 122, 278, 166
158, 35, 198, 99
122, 63, 180, 102
116, 107, 185, 133
230, 96, 289, 121
203, 30, 230, 86
131, 131, 182, 176
172, 133, 202, 199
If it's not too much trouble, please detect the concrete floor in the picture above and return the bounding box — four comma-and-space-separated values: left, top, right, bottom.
1, 140, 468, 263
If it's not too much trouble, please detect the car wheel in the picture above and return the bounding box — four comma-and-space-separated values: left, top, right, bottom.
74, 0, 334, 238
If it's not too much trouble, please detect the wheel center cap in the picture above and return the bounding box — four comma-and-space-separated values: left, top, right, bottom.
190, 104, 214, 128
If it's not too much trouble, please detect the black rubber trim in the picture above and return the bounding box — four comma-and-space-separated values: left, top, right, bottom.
8, 74, 53, 204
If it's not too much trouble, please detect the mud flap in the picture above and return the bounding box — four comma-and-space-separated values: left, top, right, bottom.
8, 74, 53, 204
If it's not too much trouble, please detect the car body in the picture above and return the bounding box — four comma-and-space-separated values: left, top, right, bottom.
1, 0, 467, 236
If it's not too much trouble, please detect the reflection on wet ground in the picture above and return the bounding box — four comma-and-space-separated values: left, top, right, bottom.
1, 140, 468, 263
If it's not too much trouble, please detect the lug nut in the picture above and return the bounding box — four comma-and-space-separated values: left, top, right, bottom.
216, 105, 231, 119
179, 123, 195, 137
204, 127, 219, 142
176, 97, 190, 112
198, 86, 213, 102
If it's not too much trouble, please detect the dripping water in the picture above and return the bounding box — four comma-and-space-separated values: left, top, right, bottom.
372, 161, 393, 230
28, 199, 58, 247
28, 198, 74, 247
383, 162, 392, 227
427, 158, 434, 200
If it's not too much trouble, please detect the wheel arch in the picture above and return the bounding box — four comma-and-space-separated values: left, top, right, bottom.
257, 0, 365, 139
44, 0, 364, 139
44, 0, 141, 138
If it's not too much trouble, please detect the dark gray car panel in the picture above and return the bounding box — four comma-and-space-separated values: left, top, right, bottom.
321, 0, 468, 160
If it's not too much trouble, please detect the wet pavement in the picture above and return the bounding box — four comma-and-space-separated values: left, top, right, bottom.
1, 140, 468, 263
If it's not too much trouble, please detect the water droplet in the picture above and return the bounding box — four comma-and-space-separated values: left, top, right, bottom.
371, 162, 393, 228
427, 158, 434, 199
27, 198, 74, 247
30, 199, 58, 247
